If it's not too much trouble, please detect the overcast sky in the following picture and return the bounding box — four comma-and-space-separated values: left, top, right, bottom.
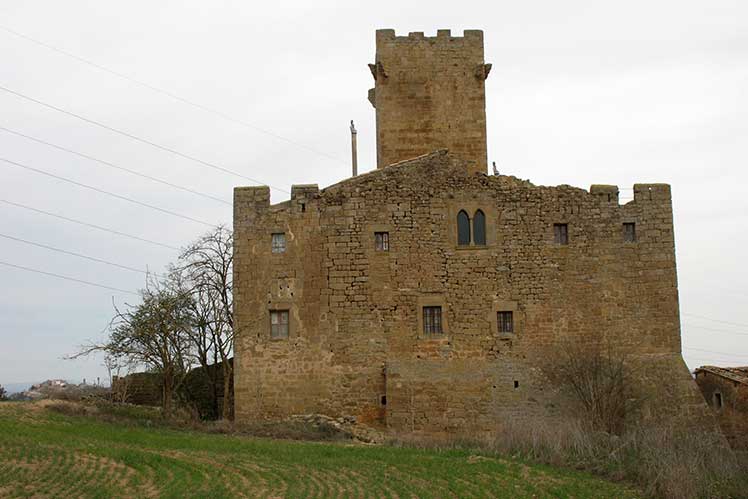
1, 1, 746, 388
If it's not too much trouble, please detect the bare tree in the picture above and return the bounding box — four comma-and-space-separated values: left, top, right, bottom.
547, 341, 630, 434
75, 271, 195, 416
178, 225, 234, 419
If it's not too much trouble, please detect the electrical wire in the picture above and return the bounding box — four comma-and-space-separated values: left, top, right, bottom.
1, 157, 219, 228
0, 232, 159, 276
0, 259, 138, 295
0, 125, 231, 206
0, 23, 347, 166
0, 199, 179, 250
0, 83, 290, 194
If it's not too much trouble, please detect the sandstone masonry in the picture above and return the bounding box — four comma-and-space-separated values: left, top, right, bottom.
233, 29, 712, 437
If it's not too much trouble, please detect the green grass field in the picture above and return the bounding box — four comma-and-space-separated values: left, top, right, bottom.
0, 402, 641, 498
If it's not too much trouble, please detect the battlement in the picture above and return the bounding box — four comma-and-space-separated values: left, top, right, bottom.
375, 28, 484, 45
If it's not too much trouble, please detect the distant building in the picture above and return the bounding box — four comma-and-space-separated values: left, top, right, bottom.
232, 29, 713, 437
695, 366, 748, 449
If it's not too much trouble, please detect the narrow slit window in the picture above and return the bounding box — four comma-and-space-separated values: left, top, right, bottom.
270, 310, 289, 339
473, 210, 486, 245
423, 306, 443, 335
714, 392, 723, 409
271, 233, 286, 253
553, 223, 568, 245
623, 222, 636, 242
498, 311, 514, 334
375, 232, 389, 251
457, 210, 470, 246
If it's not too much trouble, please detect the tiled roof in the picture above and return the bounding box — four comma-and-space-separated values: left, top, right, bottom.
695, 366, 748, 385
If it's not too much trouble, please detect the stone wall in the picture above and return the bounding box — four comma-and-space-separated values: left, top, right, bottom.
369, 30, 489, 174
695, 369, 748, 449
233, 150, 712, 435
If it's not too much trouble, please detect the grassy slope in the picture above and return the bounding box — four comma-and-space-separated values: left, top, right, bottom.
0, 402, 640, 499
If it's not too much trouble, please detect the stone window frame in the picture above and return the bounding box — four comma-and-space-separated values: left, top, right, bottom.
375, 231, 390, 251
448, 201, 497, 250
417, 295, 449, 338
267, 301, 295, 341
490, 300, 520, 339
368, 224, 393, 256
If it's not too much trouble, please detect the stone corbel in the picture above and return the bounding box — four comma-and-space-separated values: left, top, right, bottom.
475, 63, 492, 80
368, 61, 388, 81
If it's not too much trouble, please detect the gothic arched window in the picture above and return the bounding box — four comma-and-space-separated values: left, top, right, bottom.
457, 210, 470, 246
473, 210, 486, 245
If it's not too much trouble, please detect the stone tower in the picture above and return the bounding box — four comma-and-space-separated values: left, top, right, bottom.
368, 29, 491, 174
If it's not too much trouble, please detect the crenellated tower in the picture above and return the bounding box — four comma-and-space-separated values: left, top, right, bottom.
368, 29, 491, 174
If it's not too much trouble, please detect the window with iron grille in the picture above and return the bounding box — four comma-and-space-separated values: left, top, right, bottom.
375, 232, 389, 251
497, 311, 514, 334
270, 310, 289, 339
271, 233, 286, 253
623, 222, 636, 242
423, 306, 443, 335
553, 223, 568, 245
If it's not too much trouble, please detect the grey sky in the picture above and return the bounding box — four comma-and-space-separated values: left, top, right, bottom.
1, 1, 746, 387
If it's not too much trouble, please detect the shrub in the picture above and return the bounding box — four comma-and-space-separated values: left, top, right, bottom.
0, 385, 7, 401
490, 419, 746, 499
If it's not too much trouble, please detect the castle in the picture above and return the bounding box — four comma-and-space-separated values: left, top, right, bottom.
232, 29, 711, 436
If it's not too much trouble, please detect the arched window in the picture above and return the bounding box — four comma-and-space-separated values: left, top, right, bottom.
473, 210, 486, 245
457, 210, 470, 245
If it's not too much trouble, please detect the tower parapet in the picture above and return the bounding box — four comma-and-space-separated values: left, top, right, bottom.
369, 29, 490, 174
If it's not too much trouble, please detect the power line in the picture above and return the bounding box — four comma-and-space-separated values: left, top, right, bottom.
0, 125, 231, 206
1, 199, 179, 251
0, 232, 159, 276
0, 259, 138, 296
682, 313, 748, 329
1, 157, 218, 228
0, 23, 347, 166
0, 83, 290, 195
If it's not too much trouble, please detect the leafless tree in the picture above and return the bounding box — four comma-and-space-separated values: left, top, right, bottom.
547, 341, 630, 434
74, 271, 195, 416
178, 225, 234, 419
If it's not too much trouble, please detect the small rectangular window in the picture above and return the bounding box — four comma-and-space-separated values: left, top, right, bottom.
375, 232, 389, 251
714, 392, 723, 409
498, 311, 514, 334
423, 306, 443, 335
623, 222, 636, 242
270, 310, 289, 339
554, 223, 568, 245
271, 233, 286, 253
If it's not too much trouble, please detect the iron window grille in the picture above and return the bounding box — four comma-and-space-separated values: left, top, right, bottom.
498, 311, 514, 334
271, 233, 286, 253
423, 306, 443, 335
